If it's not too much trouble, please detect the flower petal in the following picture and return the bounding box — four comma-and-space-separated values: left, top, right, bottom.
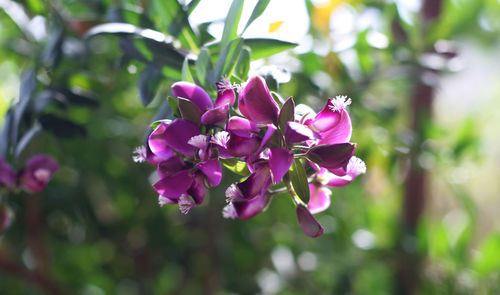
269, 148, 294, 184
227, 116, 259, 137
201, 104, 229, 125
296, 204, 324, 238
19, 155, 59, 193
238, 76, 279, 124
256, 124, 277, 154
306, 143, 356, 170
226, 133, 261, 157
215, 88, 236, 107
196, 158, 222, 187
0, 158, 16, 188
237, 162, 272, 199
285, 121, 319, 143
157, 156, 186, 179
148, 122, 175, 160
318, 109, 352, 145
163, 119, 200, 156
232, 194, 267, 220
153, 169, 193, 199
172, 81, 213, 112
188, 172, 206, 204
308, 183, 332, 214
326, 156, 366, 187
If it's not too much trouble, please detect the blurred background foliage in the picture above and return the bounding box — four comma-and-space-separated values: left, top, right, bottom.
1, 0, 500, 294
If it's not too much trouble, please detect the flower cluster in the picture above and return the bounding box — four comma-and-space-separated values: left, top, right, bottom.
135, 76, 365, 237
0, 155, 59, 193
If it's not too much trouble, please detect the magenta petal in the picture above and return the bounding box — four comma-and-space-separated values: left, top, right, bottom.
0, 158, 16, 188
227, 117, 259, 135
308, 183, 332, 214
201, 104, 228, 125
256, 124, 277, 154
237, 163, 272, 199
157, 156, 186, 179
296, 204, 324, 238
318, 109, 352, 145
238, 76, 279, 124
285, 121, 319, 143
19, 155, 59, 193
308, 99, 342, 133
148, 122, 175, 160
172, 81, 213, 112
269, 148, 294, 184
215, 88, 236, 107
153, 169, 193, 199
164, 119, 200, 156
232, 194, 267, 220
306, 143, 356, 170
326, 156, 366, 187
196, 159, 222, 187
227, 133, 261, 157
188, 172, 206, 204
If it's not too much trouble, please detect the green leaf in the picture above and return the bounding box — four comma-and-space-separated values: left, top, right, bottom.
150, 0, 199, 52
138, 66, 163, 106
220, 0, 244, 50
245, 38, 298, 60
186, 0, 202, 15
214, 38, 243, 83
182, 58, 195, 83
235, 47, 250, 81
221, 158, 251, 176
196, 48, 211, 86
207, 38, 297, 61
178, 98, 201, 126
39, 114, 86, 138
278, 97, 295, 131
289, 159, 310, 203
150, 119, 172, 129
167, 96, 180, 118
243, 0, 271, 33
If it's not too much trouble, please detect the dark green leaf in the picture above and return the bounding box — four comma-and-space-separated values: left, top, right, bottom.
12, 69, 37, 148
150, 0, 199, 52
220, 0, 244, 50
289, 159, 310, 203
58, 88, 99, 108
138, 66, 163, 106
196, 48, 211, 86
214, 38, 243, 83
15, 123, 42, 159
235, 47, 250, 80
243, 0, 271, 33
182, 58, 195, 83
178, 98, 201, 126
278, 97, 295, 131
186, 0, 202, 15
39, 114, 86, 138
0, 109, 13, 158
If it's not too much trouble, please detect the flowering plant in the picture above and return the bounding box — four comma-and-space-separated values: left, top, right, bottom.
135, 75, 365, 238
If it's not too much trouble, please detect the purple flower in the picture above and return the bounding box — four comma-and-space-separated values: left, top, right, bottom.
148, 119, 200, 157
0, 158, 16, 189
296, 204, 324, 238
305, 96, 352, 145
172, 81, 231, 126
238, 76, 279, 124
19, 155, 59, 193
306, 143, 356, 170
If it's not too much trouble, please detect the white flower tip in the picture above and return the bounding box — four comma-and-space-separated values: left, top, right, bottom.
178, 195, 194, 214
329, 95, 352, 112
216, 78, 240, 94
225, 184, 240, 203
211, 131, 230, 148
188, 135, 208, 149
158, 196, 170, 207
222, 203, 237, 219
348, 156, 367, 176
132, 145, 147, 163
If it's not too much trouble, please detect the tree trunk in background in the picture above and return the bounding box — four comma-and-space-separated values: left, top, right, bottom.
397, 0, 442, 294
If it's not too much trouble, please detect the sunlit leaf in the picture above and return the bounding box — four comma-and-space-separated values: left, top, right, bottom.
243, 0, 271, 33
220, 0, 244, 50
289, 159, 310, 203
